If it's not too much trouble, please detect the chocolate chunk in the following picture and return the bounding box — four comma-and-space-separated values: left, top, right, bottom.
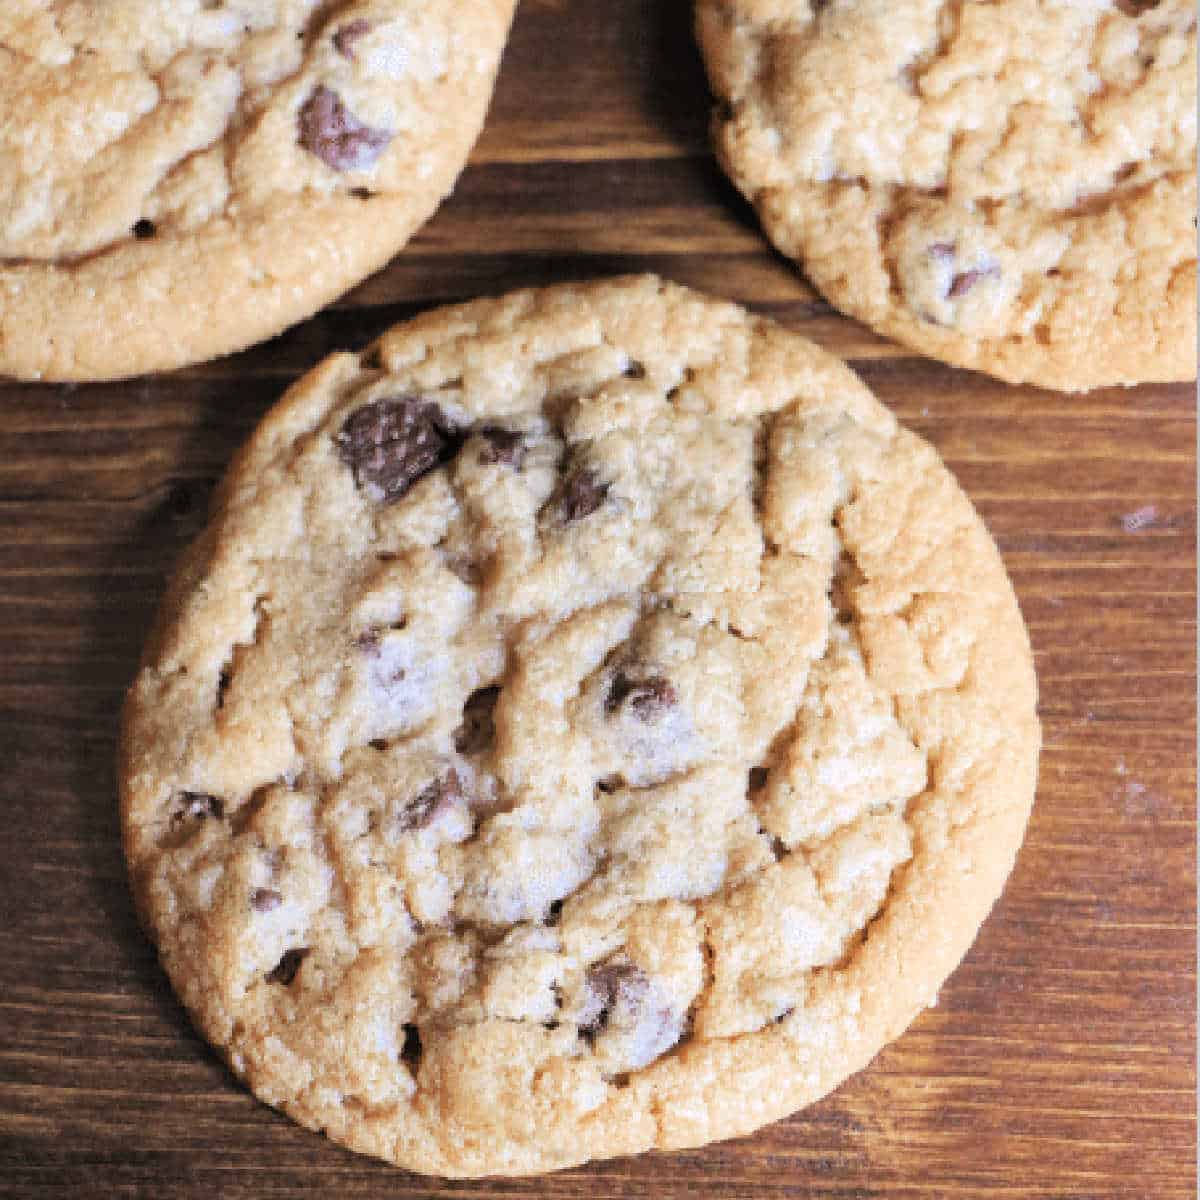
170, 791, 223, 828
266, 947, 310, 985
396, 771, 463, 833
947, 264, 1000, 299
545, 899, 565, 927
335, 397, 462, 504
549, 466, 610, 523
748, 766, 769, 793
605, 671, 678, 720
298, 85, 392, 172
477, 426, 526, 469
333, 18, 373, 58
454, 687, 500, 755
251, 888, 283, 913
132, 219, 157, 240
581, 962, 649, 1035
623, 360, 647, 380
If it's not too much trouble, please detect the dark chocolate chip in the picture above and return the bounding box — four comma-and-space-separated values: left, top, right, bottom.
251, 888, 283, 913
596, 774, 625, 794
266, 947, 310, 985
333, 18, 373, 58
623, 360, 647, 379
477, 426, 526, 469
444, 554, 481, 585
132, 219, 157, 239
581, 962, 649, 1036
396, 771, 463, 833
401, 1023, 422, 1068
929, 242, 1000, 299
216, 668, 231, 709
548, 466, 610, 524
605, 671, 678, 720
170, 791, 224, 828
748, 766, 769, 793
298, 85, 392, 172
356, 615, 407, 658
335, 397, 462, 504
167, 480, 200, 518
356, 628, 382, 654
947, 264, 1000, 299
454, 687, 500, 755
546, 899, 565, 927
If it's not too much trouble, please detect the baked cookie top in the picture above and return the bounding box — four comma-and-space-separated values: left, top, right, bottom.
697, 0, 1197, 391
0, 1, 515, 381
120, 276, 1039, 1177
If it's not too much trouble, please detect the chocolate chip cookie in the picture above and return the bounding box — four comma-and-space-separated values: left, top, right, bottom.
120, 276, 1040, 1175
697, 0, 1197, 391
0, 1, 515, 381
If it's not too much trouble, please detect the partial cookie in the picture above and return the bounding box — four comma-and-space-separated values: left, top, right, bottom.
697, 0, 1197, 391
120, 275, 1040, 1176
0, 1, 516, 381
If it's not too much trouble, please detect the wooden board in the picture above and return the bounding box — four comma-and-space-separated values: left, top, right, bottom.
0, 3, 1194, 1196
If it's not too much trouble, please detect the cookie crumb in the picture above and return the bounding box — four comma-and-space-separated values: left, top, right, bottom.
1121, 505, 1158, 532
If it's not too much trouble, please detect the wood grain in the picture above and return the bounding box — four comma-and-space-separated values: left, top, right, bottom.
0, 2, 1194, 1196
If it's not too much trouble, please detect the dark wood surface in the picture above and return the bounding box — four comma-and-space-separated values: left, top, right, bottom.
0, 3, 1194, 1196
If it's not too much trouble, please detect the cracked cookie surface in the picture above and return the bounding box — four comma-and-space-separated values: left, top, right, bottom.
697, 0, 1197, 391
120, 275, 1040, 1176
0, 0, 515, 380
